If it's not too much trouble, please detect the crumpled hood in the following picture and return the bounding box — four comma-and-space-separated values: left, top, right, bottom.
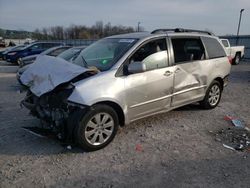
20, 55, 90, 97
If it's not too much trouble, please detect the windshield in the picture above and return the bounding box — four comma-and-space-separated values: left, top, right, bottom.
57, 47, 83, 61
12, 45, 26, 51
22, 43, 35, 50
40, 46, 60, 55
41, 46, 69, 56
73, 38, 137, 71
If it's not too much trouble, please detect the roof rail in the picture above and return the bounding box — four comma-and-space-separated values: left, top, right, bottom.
151, 28, 214, 36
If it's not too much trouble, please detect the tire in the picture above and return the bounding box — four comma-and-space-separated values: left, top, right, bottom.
200, 80, 222, 109
233, 53, 241, 65
74, 104, 119, 151
17, 58, 21, 65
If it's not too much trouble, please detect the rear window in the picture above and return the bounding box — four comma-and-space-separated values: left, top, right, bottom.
202, 37, 226, 59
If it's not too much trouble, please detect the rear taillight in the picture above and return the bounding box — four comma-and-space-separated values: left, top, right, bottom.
228, 56, 233, 64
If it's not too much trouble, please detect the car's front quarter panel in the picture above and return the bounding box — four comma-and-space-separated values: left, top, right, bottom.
68, 69, 127, 117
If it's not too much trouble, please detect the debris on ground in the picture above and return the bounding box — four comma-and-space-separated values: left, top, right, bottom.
224, 115, 236, 121
216, 127, 250, 152
223, 115, 249, 131
135, 144, 143, 152
231, 119, 245, 129
223, 144, 235, 151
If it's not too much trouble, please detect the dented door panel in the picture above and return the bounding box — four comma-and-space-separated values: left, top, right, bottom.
172, 60, 207, 106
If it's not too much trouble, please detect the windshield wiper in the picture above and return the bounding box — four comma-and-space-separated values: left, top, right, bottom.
81, 56, 100, 73
81, 56, 89, 68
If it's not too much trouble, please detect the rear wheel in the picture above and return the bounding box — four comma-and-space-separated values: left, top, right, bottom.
233, 53, 241, 65
75, 104, 119, 151
200, 80, 222, 109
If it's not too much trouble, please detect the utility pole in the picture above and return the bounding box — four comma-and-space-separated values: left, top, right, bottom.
236, 9, 245, 45
137, 22, 141, 32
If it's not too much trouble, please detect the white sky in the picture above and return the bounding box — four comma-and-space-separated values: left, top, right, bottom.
0, 0, 249, 35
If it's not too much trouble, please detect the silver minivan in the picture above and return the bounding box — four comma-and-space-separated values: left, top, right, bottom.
21, 29, 231, 151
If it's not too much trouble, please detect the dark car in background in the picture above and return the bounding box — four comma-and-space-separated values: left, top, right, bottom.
5, 42, 63, 64
0, 45, 26, 60
19, 46, 71, 67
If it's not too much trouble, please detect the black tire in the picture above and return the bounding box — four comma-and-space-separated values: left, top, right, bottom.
74, 104, 119, 151
17, 58, 21, 65
200, 80, 222, 109
233, 53, 241, 65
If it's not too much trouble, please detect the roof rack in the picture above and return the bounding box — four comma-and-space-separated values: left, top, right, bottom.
151, 28, 214, 36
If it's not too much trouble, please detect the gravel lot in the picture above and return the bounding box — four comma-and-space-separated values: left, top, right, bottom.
0, 61, 250, 188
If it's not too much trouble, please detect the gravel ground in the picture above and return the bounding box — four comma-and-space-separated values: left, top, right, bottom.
0, 61, 250, 188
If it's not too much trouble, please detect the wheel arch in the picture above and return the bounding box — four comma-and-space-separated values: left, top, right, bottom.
94, 101, 125, 126
214, 77, 224, 90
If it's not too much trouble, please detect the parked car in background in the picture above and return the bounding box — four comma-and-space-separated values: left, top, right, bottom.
0, 37, 5, 47
220, 39, 245, 65
20, 28, 231, 151
19, 46, 71, 67
57, 46, 86, 62
0, 47, 11, 59
0, 45, 26, 60
5, 42, 63, 64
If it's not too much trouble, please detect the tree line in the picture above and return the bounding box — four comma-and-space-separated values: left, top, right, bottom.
32, 21, 142, 40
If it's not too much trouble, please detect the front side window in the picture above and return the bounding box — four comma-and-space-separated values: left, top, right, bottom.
202, 37, 226, 59
30, 44, 42, 50
171, 38, 205, 63
221, 40, 229, 48
42, 43, 56, 49
74, 38, 137, 71
129, 38, 168, 71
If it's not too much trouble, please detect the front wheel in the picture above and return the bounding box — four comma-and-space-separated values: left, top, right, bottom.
200, 81, 222, 109
75, 104, 119, 151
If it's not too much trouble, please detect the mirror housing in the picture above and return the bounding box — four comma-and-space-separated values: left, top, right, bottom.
128, 61, 146, 74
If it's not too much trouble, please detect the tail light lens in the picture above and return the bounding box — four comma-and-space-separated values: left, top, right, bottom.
228, 56, 233, 64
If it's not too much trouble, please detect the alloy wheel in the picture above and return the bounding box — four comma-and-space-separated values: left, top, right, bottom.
84, 113, 114, 146
208, 84, 220, 106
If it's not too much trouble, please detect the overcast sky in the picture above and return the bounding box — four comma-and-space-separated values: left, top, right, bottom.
0, 0, 249, 35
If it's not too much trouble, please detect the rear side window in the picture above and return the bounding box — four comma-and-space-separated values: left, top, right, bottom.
171, 38, 205, 63
202, 37, 226, 59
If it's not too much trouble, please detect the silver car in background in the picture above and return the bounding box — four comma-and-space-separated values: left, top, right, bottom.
21, 28, 231, 151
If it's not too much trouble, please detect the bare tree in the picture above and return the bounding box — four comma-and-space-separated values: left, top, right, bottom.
32, 22, 136, 40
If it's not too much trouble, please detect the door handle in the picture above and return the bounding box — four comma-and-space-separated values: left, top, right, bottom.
175, 68, 181, 73
164, 71, 173, 76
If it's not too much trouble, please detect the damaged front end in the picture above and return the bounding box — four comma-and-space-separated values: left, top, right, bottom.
21, 84, 80, 141
20, 55, 96, 143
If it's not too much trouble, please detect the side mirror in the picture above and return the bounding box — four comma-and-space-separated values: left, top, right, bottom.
128, 61, 146, 74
